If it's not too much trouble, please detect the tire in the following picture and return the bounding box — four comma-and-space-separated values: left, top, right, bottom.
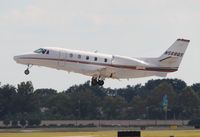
24, 69, 30, 75
98, 80, 104, 86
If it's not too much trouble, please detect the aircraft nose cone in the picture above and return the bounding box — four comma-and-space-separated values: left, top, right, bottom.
13, 55, 21, 62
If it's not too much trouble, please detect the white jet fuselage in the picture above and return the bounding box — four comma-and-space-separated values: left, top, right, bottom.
14, 39, 190, 85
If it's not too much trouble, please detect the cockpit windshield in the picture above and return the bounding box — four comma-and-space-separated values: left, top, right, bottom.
34, 48, 49, 54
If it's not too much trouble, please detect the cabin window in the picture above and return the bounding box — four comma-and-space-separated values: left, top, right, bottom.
46, 50, 49, 54
94, 57, 98, 61
78, 54, 81, 59
69, 53, 73, 58
34, 48, 48, 54
42, 49, 46, 54
104, 58, 108, 62
180, 53, 184, 57
86, 56, 89, 60
34, 49, 42, 53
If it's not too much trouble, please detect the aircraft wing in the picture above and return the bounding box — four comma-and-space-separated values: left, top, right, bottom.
83, 67, 117, 79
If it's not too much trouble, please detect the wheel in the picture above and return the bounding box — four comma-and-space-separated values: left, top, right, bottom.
91, 78, 98, 86
98, 80, 104, 86
24, 69, 30, 75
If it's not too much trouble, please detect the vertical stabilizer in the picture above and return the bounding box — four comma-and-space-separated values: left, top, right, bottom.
158, 39, 190, 68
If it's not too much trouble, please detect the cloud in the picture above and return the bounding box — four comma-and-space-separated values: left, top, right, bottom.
1, 0, 198, 34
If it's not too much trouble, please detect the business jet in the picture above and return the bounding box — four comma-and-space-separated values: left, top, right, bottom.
14, 38, 189, 86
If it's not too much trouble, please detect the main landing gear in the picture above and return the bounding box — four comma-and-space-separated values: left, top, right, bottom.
91, 77, 104, 86
24, 65, 32, 75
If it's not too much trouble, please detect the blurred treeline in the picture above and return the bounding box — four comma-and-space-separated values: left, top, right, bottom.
0, 79, 200, 121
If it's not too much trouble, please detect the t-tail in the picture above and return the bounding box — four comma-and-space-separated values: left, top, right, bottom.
158, 38, 190, 70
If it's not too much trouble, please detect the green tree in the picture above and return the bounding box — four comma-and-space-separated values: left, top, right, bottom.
25, 112, 41, 127
116, 85, 138, 102
178, 87, 200, 119
28, 118, 41, 127
102, 96, 126, 119
13, 81, 39, 114
34, 88, 57, 108
147, 82, 176, 107
0, 79, 200, 121
0, 84, 16, 119
3, 119, 10, 127
11, 120, 18, 127
69, 90, 101, 119
46, 93, 71, 119
18, 81, 34, 95
146, 82, 176, 119
191, 83, 200, 97
127, 96, 146, 119
19, 119, 27, 128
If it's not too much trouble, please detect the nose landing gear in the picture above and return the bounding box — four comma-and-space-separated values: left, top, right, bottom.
91, 77, 105, 86
24, 64, 32, 75
24, 69, 30, 75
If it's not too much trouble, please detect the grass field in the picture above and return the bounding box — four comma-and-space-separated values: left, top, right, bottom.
0, 130, 200, 137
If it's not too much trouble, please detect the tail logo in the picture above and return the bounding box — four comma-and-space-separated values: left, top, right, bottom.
164, 51, 184, 57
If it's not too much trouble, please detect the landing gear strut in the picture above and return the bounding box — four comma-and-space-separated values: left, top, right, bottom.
91, 78, 98, 86
91, 77, 104, 86
24, 64, 32, 75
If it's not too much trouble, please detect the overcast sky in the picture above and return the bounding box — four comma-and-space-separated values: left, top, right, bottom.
0, 0, 199, 91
